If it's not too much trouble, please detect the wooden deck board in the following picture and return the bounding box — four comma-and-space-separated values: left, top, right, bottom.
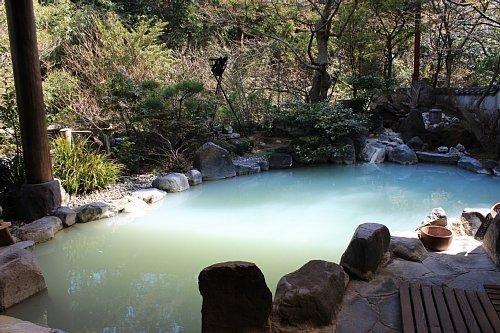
422, 286, 441, 333
466, 290, 493, 333
478, 291, 500, 332
400, 283, 500, 333
400, 282, 415, 333
411, 283, 428, 333
432, 286, 454, 332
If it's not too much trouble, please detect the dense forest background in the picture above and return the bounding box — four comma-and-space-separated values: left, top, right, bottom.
0, 0, 498, 194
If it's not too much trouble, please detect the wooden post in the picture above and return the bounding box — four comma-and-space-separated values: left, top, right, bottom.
60, 128, 73, 146
5, 0, 53, 185
5, 0, 61, 220
412, 1, 422, 83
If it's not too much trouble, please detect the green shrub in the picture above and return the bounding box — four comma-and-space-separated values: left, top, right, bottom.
111, 138, 140, 173
273, 102, 367, 165
52, 137, 122, 194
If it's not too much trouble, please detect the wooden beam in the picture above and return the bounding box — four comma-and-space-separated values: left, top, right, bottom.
5, 0, 53, 184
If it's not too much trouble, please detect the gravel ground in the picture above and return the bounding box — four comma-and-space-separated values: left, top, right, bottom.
66, 174, 156, 207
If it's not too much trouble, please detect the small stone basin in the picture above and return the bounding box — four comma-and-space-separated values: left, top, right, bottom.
419, 226, 453, 251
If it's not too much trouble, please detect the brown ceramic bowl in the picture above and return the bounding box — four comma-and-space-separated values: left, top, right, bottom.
419, 226, 453, 252
491, 202, 500, 219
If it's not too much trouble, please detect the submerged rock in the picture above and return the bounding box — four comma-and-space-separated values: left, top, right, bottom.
152, 173, 190, 193
194, 142, 236, 180
18, 216, 63, 244
198, 261, 272, 333
131, 188, 167, 204
0, 247, 47, 309
390, 236, 428, 262
185, 169, 203, 186
340, 223, 390, 280
53, 206, 76, 227
416, 151, 460, 164
268, 153, 293, 169
387, 144, 418, 165
273, 260, 348, 328
457, 156, 490, 174
75, 202, 118, 223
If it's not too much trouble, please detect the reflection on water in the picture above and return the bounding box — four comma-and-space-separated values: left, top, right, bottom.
5, 164, 499, 332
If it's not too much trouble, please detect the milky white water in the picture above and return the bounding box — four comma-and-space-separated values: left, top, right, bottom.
5, 164, 499, 332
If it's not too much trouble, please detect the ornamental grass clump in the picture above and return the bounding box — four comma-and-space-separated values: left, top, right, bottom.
52, 137, 122, 194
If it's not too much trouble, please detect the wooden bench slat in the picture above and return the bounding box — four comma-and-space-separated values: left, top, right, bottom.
400, 282, 416, 333
485, 289, 500, 295
484, 285, 500, 290
477, 292, 500, 332
411, 283, 429, 333
432, 286, 454, 333
443, 287, 468, 333
422, 286, 441, 333
454, 288, 481, 333
466, 290, 493, 333
489, 294, 500, 300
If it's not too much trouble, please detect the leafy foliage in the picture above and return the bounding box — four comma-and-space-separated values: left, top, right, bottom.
273, 102, 367, 164
52, 138, 122, 194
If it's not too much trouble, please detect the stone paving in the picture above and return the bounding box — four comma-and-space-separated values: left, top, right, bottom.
335, 233, 499, 332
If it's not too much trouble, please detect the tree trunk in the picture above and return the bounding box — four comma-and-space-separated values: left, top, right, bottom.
412, 1, 422, 83
5, 0, 53, 184
309, 2, 334, 103
309, 30, 332, 103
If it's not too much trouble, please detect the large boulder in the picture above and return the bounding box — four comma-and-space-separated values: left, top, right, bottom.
18, 179, 62, 221
152, 173, 190, 193
121, 196, 149, 214
390, 236, 428, 262
0, 316, 60, 333
0, 247, 47, 309
387, 144, 418, 165
232, 157, 262, 176
194, 142, 236, 180
461, 208, 491, 239
484, 214, 500, 266
420, 207, 448, 227
406, 136, 424, 151
185, 169, 203, 186
75, 201, 118, 223
340, 223, 391, 280
131, 188, 167, 204
18, 216, 63, 244
457, 156, 490, 174
268, 153, 293, 169
198, 261, 272, 333
53, 206, 76, 227
359, 140, 386, 163
398, 109, 426, 142
273, 260, 349, 328
416, 151, 460, 164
